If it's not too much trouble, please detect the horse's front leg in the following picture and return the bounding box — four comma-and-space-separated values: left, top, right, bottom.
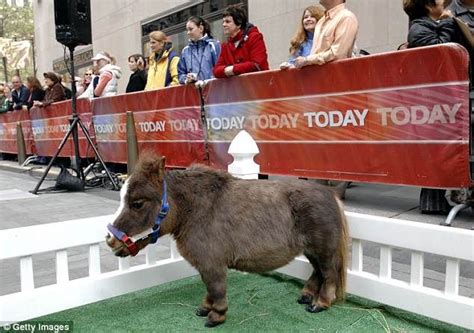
197, 268, 228, 327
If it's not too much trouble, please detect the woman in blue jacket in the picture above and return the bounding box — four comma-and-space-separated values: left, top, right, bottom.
280, 5, 324, 69
178, 16, 221, 85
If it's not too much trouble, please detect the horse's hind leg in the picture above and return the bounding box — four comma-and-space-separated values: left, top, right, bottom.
195, 294, 212, 317
197, 268, 228, 327
306, 253, 338, 313
298, 253, 323, 305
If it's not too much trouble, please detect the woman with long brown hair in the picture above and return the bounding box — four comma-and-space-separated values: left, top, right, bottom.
280, 5, 324, 69
26, 76, 45, 110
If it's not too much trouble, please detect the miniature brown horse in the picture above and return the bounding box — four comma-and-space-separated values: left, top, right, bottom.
106, 152, 349, 327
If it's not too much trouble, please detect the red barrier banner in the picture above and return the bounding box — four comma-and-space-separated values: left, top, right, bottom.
204, 44, 471, 188
90, 86, 206, 167
0, 109, 34, 155
30, 99, 95, 158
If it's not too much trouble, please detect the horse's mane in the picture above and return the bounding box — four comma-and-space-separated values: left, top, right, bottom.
187, 164, 234, 178
171, 164, 234, 193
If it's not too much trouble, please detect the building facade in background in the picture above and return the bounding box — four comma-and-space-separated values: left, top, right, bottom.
33, 0, 408, 93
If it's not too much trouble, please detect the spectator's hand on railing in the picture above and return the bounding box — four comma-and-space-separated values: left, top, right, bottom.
194, 80, 208, 89
185, 73, 198, 85
279, 62, 295, 70
224, 66, 235, 77
33, 101, 44, 107
294, 56, 307, 69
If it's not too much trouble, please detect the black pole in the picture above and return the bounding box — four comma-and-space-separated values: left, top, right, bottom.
68, 46, 83, 179
198, 86, 210, 163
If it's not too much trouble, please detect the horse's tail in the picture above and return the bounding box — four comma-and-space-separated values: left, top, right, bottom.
335, 197, 349, 300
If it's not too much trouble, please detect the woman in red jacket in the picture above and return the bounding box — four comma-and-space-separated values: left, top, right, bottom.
213, 4, 269, 78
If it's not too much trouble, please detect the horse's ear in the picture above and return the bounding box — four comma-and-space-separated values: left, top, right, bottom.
138, 153, 165, 180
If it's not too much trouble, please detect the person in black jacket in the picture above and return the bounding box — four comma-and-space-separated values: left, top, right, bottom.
404, 0, 461, 214
10, 76, 30, 111
404, 0, 459, 48
448, 0, 474, 32
26, 76, 45, 110
126, 54, 147, 93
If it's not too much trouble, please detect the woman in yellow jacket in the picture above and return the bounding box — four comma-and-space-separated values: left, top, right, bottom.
145, 30, 180, 90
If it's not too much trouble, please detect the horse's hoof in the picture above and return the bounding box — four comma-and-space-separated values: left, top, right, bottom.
205, 320, 223, 328
195, 307, 210, 317
305, 304, 327, 313
297, 294, 313, 304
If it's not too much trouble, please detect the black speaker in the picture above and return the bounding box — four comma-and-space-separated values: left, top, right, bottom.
54, 0, 92, 48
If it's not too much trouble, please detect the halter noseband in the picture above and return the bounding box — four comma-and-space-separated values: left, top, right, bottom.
107, 180, 169, 256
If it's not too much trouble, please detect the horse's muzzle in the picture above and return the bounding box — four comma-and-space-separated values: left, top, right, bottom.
105, 234, 130, 257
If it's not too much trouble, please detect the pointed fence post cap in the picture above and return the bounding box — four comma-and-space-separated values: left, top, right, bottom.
228, 130, 259, 155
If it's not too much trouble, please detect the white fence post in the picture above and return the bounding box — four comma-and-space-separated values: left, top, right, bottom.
227, 130, 260, 179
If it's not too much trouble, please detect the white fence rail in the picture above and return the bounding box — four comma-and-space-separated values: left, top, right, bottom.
0, 216, 198, 324
277, 212, 474, 330
0, 213, 473, 329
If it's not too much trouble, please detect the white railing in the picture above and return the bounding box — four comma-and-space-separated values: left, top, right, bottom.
1, 130, 473, 330
0, 216, 198, 324
276, 213, 474, 330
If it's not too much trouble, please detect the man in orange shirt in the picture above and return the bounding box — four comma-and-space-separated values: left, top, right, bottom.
294, 0, 358, 198
294, 0, 358, 68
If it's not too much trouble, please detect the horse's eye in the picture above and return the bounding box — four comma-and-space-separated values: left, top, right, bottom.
131, 201, 144, 210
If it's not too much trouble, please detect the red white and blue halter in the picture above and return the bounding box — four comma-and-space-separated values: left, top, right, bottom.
107, 180, 169, 256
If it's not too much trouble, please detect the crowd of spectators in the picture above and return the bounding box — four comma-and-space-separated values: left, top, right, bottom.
1, 0, 472, 110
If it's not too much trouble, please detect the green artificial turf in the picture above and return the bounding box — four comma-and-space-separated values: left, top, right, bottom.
24, 272, 467, 332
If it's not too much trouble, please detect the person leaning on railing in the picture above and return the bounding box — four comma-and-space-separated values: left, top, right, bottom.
145, 31, 179, 90
76, 68, 95, 96
293, 0, 358, 68
33, 72, 66, 108
280, 5, 324, 70
79, 52, 122, 98
0, 85, 12, 112
291, 0, 358, 198
0, 83, 8, 113
10, 76, 30, 111
25, 76, 45, 110
178, 16, 221, 85
403, 0, 466, 214
213, 4, 269, 78
126, 54, 147, 93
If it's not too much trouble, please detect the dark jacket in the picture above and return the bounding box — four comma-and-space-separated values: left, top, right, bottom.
27, 88, 46, 109
213, 24, 269, 78
11, 85, 30, 110
62, 85, 72, 99
126, 69, 147, 93
42, 83, 66, 107
0, 96, 12, 113
449, 0, 474, 33
408, 16, 458, 48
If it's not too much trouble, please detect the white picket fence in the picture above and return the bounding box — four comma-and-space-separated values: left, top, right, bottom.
0, 130, 473, 330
